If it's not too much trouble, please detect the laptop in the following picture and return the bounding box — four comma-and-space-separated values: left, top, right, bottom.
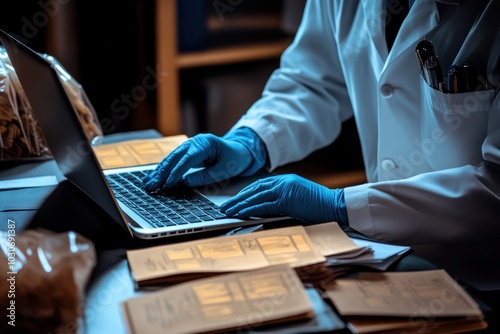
0, 29, 287, 239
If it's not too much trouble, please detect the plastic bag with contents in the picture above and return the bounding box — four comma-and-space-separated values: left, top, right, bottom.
0, 47, 103, 160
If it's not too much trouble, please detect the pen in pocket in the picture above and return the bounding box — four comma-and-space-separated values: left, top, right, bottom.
446, 65, 465, 94
416, 40, 494, 93
446, 62, 492, 93
425, 55, 445, 92
415, 39, 435, 85
462, 62, 479, 92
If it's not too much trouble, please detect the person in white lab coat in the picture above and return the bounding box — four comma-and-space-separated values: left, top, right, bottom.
144, 0, 500, 289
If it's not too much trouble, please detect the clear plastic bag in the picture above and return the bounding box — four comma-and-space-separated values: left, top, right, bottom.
0, 229, 96, 334
0, 47, 103, 160
42, 54, 104, 146
0, 49, 49, 159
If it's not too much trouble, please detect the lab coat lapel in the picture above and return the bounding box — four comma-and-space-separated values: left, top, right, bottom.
385, 0, 440, 66
361, 0, 389, 63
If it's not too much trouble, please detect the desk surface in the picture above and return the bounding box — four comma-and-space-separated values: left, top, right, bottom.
2, 130, 499, 333
83, 249, 348, 334
83, 251, 134, 334
82, 246, 441, 334
80, 244, 499, 334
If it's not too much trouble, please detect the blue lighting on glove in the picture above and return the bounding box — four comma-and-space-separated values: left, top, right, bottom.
142, 127, 267, 190
220, 174, 349, 227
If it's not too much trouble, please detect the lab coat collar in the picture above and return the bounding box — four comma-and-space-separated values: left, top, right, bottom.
360, 0, 390, 63
361, 0, 440, 66
386, 0, 440, 65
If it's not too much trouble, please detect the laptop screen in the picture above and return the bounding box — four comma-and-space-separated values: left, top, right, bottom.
0, 29, 129, 232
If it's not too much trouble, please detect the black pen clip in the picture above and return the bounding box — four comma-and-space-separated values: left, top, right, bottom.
425, 55, 445, 91
446, 65, 465, 94
462, 62, 479, 92
415, 39, 435, 84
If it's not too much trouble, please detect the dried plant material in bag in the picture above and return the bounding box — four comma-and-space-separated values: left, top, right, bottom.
42, 54, 104, 146
0, 48, 49, 159
0, 47, 103, 160
0, 228, 96, 334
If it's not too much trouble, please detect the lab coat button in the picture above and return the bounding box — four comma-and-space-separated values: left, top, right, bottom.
381, 159, 396, 171
380, 84, 394, 98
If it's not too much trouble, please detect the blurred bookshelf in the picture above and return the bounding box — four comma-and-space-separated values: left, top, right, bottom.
155, 0, 366, 188
155, 0, 302, 135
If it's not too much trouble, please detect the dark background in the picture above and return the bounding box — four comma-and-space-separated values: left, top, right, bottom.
1, 1, 156, 135
0, 0, 364, 171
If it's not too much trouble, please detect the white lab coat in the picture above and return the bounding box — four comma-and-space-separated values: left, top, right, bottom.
231, 0, 500, 289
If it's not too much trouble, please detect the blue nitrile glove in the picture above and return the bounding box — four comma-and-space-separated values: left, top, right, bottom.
142, 127, 268, 191
219, 174, 349, 227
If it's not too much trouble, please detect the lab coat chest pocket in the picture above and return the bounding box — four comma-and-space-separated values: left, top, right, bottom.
419, 76, 494, 170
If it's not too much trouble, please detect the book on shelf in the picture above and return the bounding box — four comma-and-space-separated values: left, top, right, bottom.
323, 269, 488, 334
121, 264, 315, 334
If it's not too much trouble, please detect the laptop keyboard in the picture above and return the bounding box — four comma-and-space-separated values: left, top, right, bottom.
106, 171, 226, 228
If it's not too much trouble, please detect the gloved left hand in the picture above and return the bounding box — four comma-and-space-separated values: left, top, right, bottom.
219, 174, 348, 225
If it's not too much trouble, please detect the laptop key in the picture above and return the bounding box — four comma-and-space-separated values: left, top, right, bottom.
204, 209, 226, 219
197, 214, 215, 221
183, 216, 202, 223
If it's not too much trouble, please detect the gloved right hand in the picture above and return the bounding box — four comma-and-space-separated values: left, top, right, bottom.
142, 133, 256, 191
220, 174, 348, 226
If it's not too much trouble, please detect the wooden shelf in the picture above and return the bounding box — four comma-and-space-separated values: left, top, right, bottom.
176, 38, 292, 69
155, 0, 293, 136
154, 0, 365, 191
